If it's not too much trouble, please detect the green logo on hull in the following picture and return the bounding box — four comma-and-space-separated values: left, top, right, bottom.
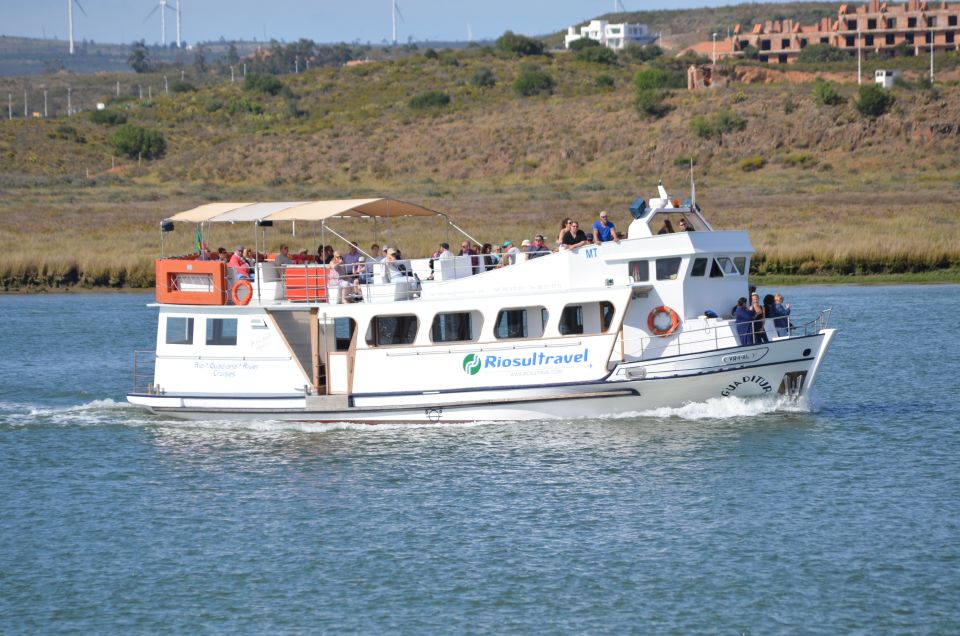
462, 353, 481, 375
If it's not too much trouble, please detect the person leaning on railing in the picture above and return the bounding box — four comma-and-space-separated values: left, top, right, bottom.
734, 297, 757, 346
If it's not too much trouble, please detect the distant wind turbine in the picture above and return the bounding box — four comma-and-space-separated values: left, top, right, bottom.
67, 0, 87, 55
144, 0, 177, 46
615, 0, 626, 12
467, 22, 472, 43
174, 0, 182, 48
391, 0, 405, 45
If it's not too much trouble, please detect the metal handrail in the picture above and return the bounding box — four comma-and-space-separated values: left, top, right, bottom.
132, 350, 158, 394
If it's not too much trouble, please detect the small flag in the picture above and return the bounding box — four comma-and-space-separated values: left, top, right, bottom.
195, 224, 203, 253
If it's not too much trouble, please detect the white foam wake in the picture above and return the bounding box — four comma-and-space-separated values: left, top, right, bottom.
608, 395, 811, 421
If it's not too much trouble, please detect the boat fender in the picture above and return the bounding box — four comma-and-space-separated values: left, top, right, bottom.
647, 306, 680, 337
231, 279, 253, 306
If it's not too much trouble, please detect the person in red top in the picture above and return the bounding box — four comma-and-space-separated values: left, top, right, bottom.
228, 245, 251, 279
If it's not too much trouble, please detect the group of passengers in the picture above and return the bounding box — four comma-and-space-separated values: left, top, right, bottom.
734, 286, 792, 345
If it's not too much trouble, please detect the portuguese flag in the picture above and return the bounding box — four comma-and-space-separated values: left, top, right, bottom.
195, 224, 203, 253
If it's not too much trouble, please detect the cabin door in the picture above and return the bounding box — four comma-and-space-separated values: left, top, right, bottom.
324, 317, 357, 395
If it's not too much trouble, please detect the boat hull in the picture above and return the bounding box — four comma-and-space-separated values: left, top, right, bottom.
127, 330, 835, 423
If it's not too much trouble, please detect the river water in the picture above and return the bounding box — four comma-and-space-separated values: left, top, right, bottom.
1, 286, 958, 633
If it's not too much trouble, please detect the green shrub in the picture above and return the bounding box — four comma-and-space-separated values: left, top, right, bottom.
741, 44, 759, 60
621, 44, 663, 62
513, 66, 554, 96
49, 123, 85, 143
108, 124, 166, 160
495, 31, 545, 57
595, 74, 615, 89
673, 155, 697, 167
783, 152, 817, 168
634, 67, 684, 91
89, 109, 127, 125
739, 155, 766, 171
170, 80, 196, 93
424, 48, 439, 60
797, 43, 849, 64
244, 72, 284, 95
636, 89, 670, 118
471, 67, 496, 88
691, 108, 746, 144
568, 38, 601, 52
203, 97, 223, 112
576, 46, 618, 65
226, 96, 263, 115
409, 91, 451, 109
812, 78, 844, 105
854, 84, 894, 117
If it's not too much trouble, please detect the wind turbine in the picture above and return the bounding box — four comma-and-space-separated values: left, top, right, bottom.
391, 0, 405, 45
67, 0, 87, 55
615, 0, 626, 12
174, 0, 182, 48
144, 0, 177, 46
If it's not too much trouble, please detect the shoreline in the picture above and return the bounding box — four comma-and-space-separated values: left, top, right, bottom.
4, 269, 959, 295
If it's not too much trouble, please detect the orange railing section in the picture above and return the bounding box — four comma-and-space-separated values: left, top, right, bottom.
285, 265, 329, 302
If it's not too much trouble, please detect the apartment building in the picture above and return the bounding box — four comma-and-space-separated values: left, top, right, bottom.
564, 20, 654, 50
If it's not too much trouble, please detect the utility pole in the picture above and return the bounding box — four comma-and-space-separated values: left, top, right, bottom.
67, 86, 72, 115
139, 84, 143, 99
711, 32, 718, 64
294, 59, 299, 74
930, 26, 935, 82
243, 62, 247, 76
7, 93, 11, 119
116, 80, 120, 97
43, 89, 48, 117
148, 85, 152, 99
24, 90, 27, 119
857, 28, 862, 85
164, 75, 169, 93
230, 66, 235, 83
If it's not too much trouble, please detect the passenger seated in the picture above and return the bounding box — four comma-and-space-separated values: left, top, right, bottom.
274, 244, 293, 266
228, 245, 252, 279
329, 252, 362, 302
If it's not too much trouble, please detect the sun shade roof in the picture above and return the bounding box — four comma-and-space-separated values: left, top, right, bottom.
166, 198, 444, 223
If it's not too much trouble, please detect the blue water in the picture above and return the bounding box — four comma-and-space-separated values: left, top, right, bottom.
1, 286, 958, 633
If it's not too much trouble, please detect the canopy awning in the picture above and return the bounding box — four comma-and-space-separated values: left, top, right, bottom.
166, 198, 444, 223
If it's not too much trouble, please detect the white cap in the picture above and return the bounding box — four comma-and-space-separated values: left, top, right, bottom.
521, 239, 531, 246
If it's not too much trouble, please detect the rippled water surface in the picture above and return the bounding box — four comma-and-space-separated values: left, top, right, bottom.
1, 286, 958, 633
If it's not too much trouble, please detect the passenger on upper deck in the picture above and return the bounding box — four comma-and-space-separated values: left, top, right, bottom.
361, 244, 382, 284
561, 222, 589, 250
274, 244, 293, 266
342, 241, 361, 267
556, 218, 572, 248
481, 243, 497, 271
528, 235, 550, 258
592, 211, 620, 244
228, 245, 252, 280
499, 240, 520, 266
734, 297, 756, 346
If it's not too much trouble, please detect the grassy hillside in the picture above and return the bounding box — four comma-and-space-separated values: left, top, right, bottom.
1, 43, 959, 289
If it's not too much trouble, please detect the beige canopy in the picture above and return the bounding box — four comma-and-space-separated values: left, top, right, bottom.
166, 198, 444, 224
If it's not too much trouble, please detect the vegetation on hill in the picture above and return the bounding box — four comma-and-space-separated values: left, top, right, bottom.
0, 28, 959, 289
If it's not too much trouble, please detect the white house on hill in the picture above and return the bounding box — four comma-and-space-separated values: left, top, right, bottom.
564, 20, 653, 50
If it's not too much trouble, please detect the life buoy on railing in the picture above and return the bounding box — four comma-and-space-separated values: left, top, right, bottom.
231, 280, 253, 306
647, 305, 680, 337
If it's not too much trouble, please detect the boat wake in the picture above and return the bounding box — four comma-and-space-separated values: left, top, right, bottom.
607, 395, 812, 421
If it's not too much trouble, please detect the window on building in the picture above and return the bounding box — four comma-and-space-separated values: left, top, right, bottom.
165, 317, 194, 345
691, 257, 708, 277
365, 315, 418, 346
847, 19, 857, 30
559, 305, 583, 335
927, 17, 937, 27
908, 17, 917, 28
886, 19, 895, 29
334, 317, 356, 352
925, 32, 932, 43
846, 36, 856, 46
886, 34, 895, 45
800, 38, 808, 48
906, 33, 915, 44
739, 39, 750, 49
778, 54, 788, 63
494, 307, 545, 340
867, 19, 877, 29
865, 35, 875, 46
761, 39, 771, 50
820, 37, 829, 44
629, 260, 649, 282
656, 257, 682, 280
947, 32, 956, 44
206, 318, 237, 346
949, 16, 958, 27
781, 38, 790, 48
431, 312, 475, 343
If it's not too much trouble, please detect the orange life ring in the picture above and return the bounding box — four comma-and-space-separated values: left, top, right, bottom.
647, 305, 680, 337
231, 279, 253, 305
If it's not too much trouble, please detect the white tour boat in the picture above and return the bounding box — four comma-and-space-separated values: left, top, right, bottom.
127, 185, 835, 423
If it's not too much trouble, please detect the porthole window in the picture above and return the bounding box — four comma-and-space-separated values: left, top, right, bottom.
206, 318, 238, 346
165, 317, 194, 345
365, 315, 418, 346
431, 312, 475, 343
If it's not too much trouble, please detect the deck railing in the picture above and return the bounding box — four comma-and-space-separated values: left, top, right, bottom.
132, 350, 158, 394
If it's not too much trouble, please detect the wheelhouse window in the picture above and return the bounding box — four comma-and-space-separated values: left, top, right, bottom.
734, 257, 747, 275
495, 307, 546, 340
431, 312, 476, 343
691, 258, 708, 277
716, 256, 740, 276
165, 317, 194, 345
656, 257, 682, 280
559, 306, 584, 335
629, 260, 649, 282
206, 318, 237, 346
559, 302, 616, 335
335, 317, 356, 352
366, 315, 418, 346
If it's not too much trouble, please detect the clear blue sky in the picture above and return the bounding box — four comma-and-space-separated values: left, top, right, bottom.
5, 0, 793, 47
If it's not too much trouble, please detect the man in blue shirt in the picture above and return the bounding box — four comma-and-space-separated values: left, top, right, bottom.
592, 211, 619, 244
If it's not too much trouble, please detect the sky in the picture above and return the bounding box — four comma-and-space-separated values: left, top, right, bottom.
4, 0, 786, 47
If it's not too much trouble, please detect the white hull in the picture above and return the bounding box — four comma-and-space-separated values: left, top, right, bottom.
128, 331, 834, 423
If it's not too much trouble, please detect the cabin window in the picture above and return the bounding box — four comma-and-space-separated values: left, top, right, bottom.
629, 260, 649, 282
710, 259, 724, 277
165, 317, 194, 345
601, 302, 615, 332
656, 257, 682, 280
206, 318, 237, 346
495, 307, 546, 340
691, 257, 708, 277
431, 312, 475, 343
734, 257, 747, 275
334, 317, 356, 352
714, 256, 740, 276
559, 306, 584, 335
366, 315, 418, 346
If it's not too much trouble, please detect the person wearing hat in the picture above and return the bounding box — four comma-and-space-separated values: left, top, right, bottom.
592, 210, 620, 244
500, 240, 520, 267
528, 234, 550, 259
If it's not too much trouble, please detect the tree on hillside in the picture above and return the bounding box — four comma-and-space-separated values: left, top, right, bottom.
621, 43, 663, 63
576, 46, 617, 65
128, 40, 150, 73
109, 124, 166, 160
812, 78, 844, 105
796, 43, 849, 64
193, 44, 208, 74
495, 31, 545, 57
691, 108, 746, 145
568, 38, 601, 52
854, 84, 894, 118
513, 64, 554, 96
